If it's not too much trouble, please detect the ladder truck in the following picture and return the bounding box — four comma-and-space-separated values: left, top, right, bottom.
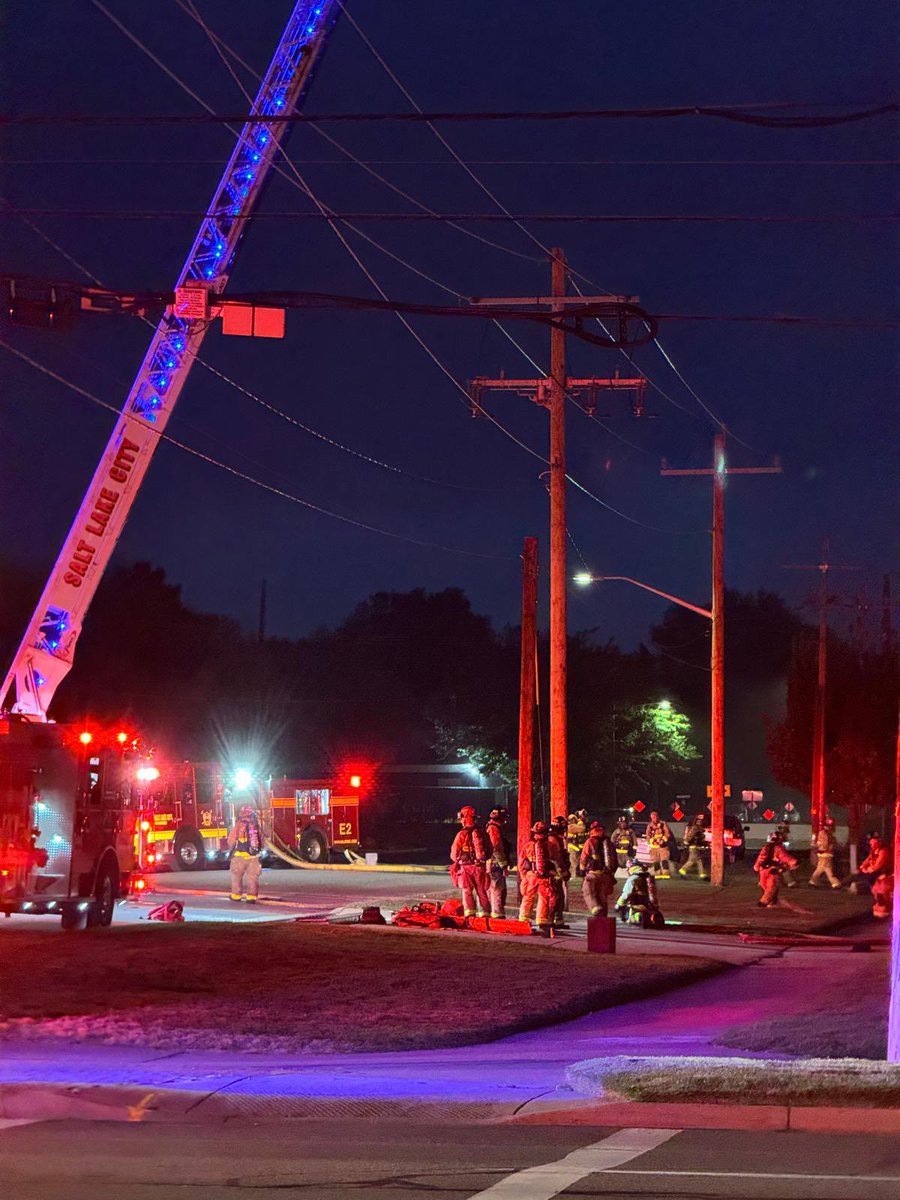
0, 1, 341, 926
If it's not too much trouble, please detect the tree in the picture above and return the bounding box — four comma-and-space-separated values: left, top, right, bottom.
587, 699, 700, 805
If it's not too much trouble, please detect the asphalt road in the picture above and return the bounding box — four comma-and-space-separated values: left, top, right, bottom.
1, 1119, 898, 1199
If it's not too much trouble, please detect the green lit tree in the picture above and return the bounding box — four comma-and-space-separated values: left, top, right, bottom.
591, 699, 701, 807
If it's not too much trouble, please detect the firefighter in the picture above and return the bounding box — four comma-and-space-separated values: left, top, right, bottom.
808, 816, 842, 889
579, 820, 616, 916
611, 815, 636, 871
450, 806, 491, 918
566, 810, 588, 878
848, 834, 891, 903
753, 831, 798, 907
549, 815, 570, 925
615, 860, 665, 928
678, 814, 709, 880
871, 867, 893, 920
518, 820, 557, 935
227, 805, 264, 902
646, 810, 675, 878
485, 806, 513, 919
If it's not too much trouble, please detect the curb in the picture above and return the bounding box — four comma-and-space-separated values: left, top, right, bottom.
506, 1098, 900, 1133
0, 1083, 512, 1126
3, 1081, 898, 1133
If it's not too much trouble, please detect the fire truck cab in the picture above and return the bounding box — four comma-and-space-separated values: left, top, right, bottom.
269, 775, 363, 863
136, 761, 231, 871
0, 720, 137, 929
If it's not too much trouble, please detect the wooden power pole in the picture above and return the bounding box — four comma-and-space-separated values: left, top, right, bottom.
662, 434, 781, 886
517, 537, 538, 863
548, 249, 568, 820
469, 258, 642, 824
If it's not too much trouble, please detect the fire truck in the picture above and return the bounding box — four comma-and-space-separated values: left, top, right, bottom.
0, 2, 343, 921
137, 763, 365, 870
0, 720, 137, 929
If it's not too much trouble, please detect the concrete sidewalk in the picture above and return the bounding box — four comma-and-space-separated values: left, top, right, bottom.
1, 940, 886, 1129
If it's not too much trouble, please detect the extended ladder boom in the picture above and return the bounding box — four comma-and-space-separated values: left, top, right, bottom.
3, 0, 339, 720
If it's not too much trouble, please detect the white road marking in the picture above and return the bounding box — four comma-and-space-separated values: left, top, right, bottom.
466, 1127, 679, 1199
605, 1170, 900, 1182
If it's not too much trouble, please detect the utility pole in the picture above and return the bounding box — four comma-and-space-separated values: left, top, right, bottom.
887, 709, 900, 1063
784, 540, 858, 846
517, 537, 538, 864
469, 263, 642, 822
548, 249, 568, 819
662, 435, 781, 886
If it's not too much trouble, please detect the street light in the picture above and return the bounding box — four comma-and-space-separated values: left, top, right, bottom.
575, 571, 724, 883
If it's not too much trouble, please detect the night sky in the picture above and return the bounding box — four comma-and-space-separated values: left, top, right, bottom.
1, 1, 896, 649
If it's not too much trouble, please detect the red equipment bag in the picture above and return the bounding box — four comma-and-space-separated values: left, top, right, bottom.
391, 901, 455, 929
466, 915, 533, 936
147, 900, 185, 923
586, 915, 616, 953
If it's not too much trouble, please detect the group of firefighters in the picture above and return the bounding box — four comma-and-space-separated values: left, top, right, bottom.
449, 805, 895, 931
751, 819, 894, 916
449, 806, 665, 935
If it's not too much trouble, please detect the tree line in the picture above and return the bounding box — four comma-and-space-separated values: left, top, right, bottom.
1, 560, 894, 820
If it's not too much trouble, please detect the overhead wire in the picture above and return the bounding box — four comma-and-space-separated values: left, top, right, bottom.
76, 1, 710, 536
7, 100, 895, 126
4, 157, 897, 167
2, 196, 493, 492
0, 336, 513, 561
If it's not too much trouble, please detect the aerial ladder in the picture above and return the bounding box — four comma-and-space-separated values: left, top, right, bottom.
1, 1, 340, 721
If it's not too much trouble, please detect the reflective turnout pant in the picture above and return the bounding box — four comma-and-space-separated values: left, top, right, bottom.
680, 846, 708, 878
230, 853, 262, 900
809, 852, 841, 887
758, 867, 783, 905
458, 862, 490, 916
518, 871, 556, 926
582, 869, 615, 916
488, 864, 508, 917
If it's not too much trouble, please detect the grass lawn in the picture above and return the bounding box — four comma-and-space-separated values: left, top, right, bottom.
0, 922, 720, 1054
567, 1055, 900, 1107
566, 862, 873, 934
717, 953, 889, 1060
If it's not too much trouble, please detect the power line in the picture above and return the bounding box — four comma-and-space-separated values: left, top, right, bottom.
0, 337, 514, 562
3, 157, 896, 167
5, 101, 894, 127
11, 207, 892, 224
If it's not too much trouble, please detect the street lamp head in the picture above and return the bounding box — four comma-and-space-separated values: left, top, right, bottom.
657, 699, 672, 711
573, 572, 594, 587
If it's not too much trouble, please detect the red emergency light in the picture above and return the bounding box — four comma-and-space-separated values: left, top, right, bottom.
79, 731, 93, 746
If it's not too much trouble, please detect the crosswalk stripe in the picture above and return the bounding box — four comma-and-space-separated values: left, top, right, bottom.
465, 1127, 679, 1199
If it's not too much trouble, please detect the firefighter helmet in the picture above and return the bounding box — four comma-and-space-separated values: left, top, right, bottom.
616, 815, 629, 826
239, 805, 257, 819
489, 807, 508, 821
457, 805, 476, 822
767, 831, 782, 843
531, 820, 548, 835
824, 816, 836, 828
589, 820, 605, 833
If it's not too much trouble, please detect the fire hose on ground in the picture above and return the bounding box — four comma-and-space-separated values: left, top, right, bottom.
264, 834, 444, 874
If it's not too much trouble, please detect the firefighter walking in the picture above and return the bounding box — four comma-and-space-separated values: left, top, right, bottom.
450, 806, 491, 918
753, 831, 798, 907
485, 806, 513, 918
646, 810, 676, 878
679, 814, 709, 880
228, 805, 264, 903
612, 816, 636, 871
579, 820, 616, 916
808, 816, 842, 889
518, 820, 557, 935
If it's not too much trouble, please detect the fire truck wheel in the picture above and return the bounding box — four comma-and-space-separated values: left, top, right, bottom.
174, 832, 205, 871
87, 860, 119, 928
300, 828, 329, 864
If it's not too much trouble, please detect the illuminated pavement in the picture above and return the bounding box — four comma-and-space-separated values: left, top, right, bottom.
0, 944, 879, 1115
